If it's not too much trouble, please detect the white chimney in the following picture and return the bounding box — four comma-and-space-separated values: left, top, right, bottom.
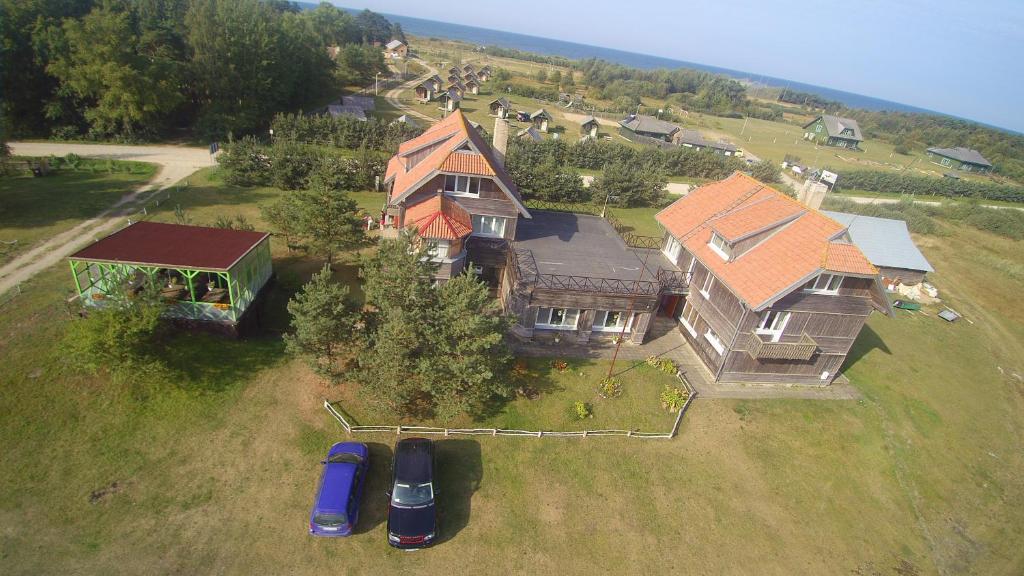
798, 180, 829, 210
492, 118, 509, 167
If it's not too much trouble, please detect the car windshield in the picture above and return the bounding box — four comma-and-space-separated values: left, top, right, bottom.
312, 512, 347, 527
392, 482, 434, 507
326, 452, 363, 465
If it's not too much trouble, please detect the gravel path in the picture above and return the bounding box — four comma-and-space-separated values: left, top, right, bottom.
1, 143, 213, 296
383, 58, 440, 124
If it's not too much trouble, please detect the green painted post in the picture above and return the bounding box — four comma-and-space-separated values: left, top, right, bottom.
70, 260, 83, 296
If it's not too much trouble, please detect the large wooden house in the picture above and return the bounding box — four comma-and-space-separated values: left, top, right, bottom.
925, 146, 993, 173
655, 173, 892, 385
803, 115, 863, 149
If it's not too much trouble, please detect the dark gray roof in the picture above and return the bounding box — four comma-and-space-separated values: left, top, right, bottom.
530, 108, 552, 120
516, 126, 543, 142
804, 115, 863, 141
579, 115, 599, 127
440, 89, 462, 102
823, 211, 934, 273
677, 129, 737, 153
325, 105, 366, 121
618, 114, 680, 137
926, 146, 992, 167
341, 95, 374, 111
490, 96, 511, 109
515, 211, 674, 280
385, 39, 405, 49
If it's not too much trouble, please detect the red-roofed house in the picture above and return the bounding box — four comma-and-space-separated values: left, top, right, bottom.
382, 109, 530, 285
655, 172, 892, 385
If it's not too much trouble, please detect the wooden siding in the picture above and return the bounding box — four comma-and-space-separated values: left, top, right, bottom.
720, 350, 846, 385
528, 290, 659, 313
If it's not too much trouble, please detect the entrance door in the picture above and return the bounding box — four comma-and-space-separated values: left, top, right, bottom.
659, 294, 682, 317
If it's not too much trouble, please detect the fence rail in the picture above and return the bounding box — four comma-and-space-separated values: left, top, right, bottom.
323, 372, 697, 440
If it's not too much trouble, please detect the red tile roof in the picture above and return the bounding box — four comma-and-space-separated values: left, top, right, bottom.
385, 110, 527, 217
403, 194, 473, 240
69, 221, 269, 271
656, 172, 877, 309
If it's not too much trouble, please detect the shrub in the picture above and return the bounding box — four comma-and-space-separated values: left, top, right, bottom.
572, 401, 593, 420
660, 384, 689, 412
645, 355, 677, 374
551, 359, 568, 372
597, 376, 622, 399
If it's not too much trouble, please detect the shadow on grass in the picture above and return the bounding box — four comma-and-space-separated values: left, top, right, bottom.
435, 439, 482, 545
354, 441, 393, 535
842, 323, 891, 370
471, 357, 566, 420
156, 333, 286, 394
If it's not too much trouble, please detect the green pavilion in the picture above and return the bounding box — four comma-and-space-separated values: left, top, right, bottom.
68, 221, 273, 334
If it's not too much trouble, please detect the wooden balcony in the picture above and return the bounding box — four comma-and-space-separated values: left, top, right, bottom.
746, 332, 818, 361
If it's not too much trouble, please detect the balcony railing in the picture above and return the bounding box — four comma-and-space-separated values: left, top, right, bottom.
746, 332, 818, 361
657, 269, 691, 294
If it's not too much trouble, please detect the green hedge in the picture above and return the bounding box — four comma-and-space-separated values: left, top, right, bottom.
836, 170, 1024, 203
269, 113, 422, 152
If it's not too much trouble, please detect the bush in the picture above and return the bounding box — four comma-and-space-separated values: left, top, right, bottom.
597, 377, 622, 399
572, 400, 593, 420
645, 355, 677, 374
269, 113, 422, 151
660, 385, 689, 412
836, 169, 1024, 203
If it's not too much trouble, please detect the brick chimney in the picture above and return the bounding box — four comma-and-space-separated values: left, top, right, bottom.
492, 118, 509, 167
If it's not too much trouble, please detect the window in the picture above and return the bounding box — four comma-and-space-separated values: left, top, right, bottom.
704, 327, 725, 355
678, 300, 699, 337
700, 271, 715, 298
755, 310, 791, 342
803, 274, 843, 294
536, 307, 579, 330
472, 214, 507, 238
815, 124, 822, 133
663, 235, 682, 262
708, 232, 730, 260
593, 310, 633, 333
425, 239, 450, 259
444, 174, 481, 196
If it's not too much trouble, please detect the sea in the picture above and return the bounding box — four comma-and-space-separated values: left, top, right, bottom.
336, 7, 938, 116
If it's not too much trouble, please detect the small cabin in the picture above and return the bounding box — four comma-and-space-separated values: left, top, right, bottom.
447, 73, 461, 85
68, 222, 273, 336
489, 97, 511, 119
465, 78, 480, 95
384, 39, 408, 59
447, 82, 465, 99
530, 109, 553, 133
414, 83, 434, 102
579, 116, 599, 139
439, 90, 462, 112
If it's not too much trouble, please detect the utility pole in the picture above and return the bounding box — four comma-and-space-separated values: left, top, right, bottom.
607, 244, 657, 379
375, 72, 380, 96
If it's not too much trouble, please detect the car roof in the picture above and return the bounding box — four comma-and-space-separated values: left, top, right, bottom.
394, 438, 433, 483
315, 443, 367, 512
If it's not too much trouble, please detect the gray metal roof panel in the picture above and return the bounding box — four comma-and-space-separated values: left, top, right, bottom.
823, 211, 934, 273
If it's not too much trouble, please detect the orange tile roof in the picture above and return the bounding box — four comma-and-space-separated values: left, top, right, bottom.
385, 110, 527, 216
403, 194, 473, 240
656, 172, 877, 309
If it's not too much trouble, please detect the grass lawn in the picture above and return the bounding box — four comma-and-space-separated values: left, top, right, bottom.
1, 168, 1023, 574
0, 160, 156, 264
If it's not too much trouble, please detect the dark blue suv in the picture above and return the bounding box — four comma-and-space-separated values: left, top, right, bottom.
309, 442, 368, 537
387, 438, 437, 548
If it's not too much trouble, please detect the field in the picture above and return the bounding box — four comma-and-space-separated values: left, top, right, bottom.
1, 168, 1023, 575
0, 160, 156, 263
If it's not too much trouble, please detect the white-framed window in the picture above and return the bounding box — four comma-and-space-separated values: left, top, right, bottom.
708, 232, 730, 261
472, 214, 507, 238
699, 271, 715, 298
815, 124, 822, 133
535, 307, 579, 330
678, 300, 699, 337
444, 174, 481, 197
755, 310, 791, 343
425, 239, 450, 260
593, 310, 633, 333
663, 235, 682, 262
803, 274, 843, 294
704, 327, 725, 355
685, 256, 697, 282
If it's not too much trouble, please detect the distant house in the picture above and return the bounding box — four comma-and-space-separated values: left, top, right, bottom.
439, 89, 462, 112
427, 75, 444, 93
447, 82, 466, 99
383, 39, 407, 59
517, 126, 543, 142
926, 147, 993, 173
465, 78, 480, 95
676, 129, 737, 156
324, 104, 366, 121
619, 114, 680, 142
823, 211, 934, 286
530, 109, 553, 133
463, 63, 476, 74
414, 82, 435, 102
489, 97, 512, 119
448, 67, 461, 77
579, 116, 600, 139
464, 71, 480, 84
476, 69, 490, 82
803, 115, 863, 149
447, 73, 462, 85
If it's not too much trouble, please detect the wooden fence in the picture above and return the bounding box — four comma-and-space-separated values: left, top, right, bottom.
323, 372, 697, 440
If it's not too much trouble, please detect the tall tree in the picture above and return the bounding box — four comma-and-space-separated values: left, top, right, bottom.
261, 186, 366, 265
285, 265, 362, 379
594, 158, 668, 207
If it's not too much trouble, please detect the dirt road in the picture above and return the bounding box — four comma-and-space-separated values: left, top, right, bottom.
384, 59, 440, 124
1, 143, 213, 296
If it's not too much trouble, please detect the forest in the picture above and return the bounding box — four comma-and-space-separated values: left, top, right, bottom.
0, 1, 399, 141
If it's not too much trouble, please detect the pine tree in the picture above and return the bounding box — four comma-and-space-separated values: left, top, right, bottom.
285, 265, 362, 380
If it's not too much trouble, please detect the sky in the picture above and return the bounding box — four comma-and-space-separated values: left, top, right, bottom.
340, 0, 1024, 132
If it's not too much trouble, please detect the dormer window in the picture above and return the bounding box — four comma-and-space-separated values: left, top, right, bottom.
708, 232, 730, 261
803, 274, 843, 294
444, 175, 481, 197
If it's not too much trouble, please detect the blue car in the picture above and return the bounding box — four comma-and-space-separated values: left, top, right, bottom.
309, 442, 369, 537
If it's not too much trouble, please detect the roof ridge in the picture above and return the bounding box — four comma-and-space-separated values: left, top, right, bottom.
679, 180, 766, 243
